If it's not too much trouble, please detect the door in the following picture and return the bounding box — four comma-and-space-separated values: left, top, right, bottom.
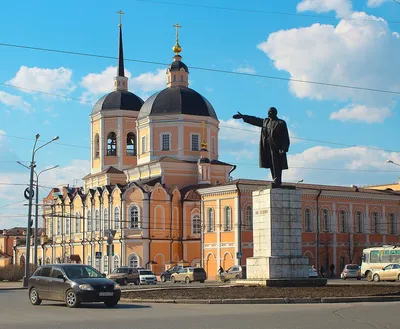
176, 268, 187, 281
388, 264, 399, 280
48, 267, 68, 301
37, 266, 52, 299
381, 264, 393, 280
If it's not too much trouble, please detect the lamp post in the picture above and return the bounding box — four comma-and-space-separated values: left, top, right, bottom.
19, 162, 59, 266
386, 159, 400, 167
20, 134, 59, 287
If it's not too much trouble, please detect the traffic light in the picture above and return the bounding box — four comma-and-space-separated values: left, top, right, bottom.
107, 244, 115, 257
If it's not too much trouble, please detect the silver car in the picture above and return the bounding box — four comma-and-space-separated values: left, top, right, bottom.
340, 264, 361, 280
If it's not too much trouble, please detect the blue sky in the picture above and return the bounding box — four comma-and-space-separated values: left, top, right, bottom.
1, 0, 400, 228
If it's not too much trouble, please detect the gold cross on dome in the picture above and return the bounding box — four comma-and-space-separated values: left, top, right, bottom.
173, 22, 182, 42
117, 10, 124, 27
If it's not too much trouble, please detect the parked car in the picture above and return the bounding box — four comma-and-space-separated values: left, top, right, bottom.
160, 265, 186, 282
371, 264, 400, 282
219, 265, 246, 282
107, 267, 140, 286
171, 267, 207, 283
309, 266, 318, 278
138, 269, 157, 285
28, 264, 121, 308
340, 264, 361, 280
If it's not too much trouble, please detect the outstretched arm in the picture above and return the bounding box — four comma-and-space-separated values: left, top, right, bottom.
233, 112, 264, 128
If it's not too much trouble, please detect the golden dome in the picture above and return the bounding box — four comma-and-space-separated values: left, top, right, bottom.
173, 42, 182, 54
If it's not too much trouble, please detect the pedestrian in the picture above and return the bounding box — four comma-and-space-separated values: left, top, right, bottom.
320, 265, 325, 278
218, 266, 224, 275
330, 264, 335, 277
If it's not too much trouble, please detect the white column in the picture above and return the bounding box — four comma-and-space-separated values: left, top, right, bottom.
117, 117, 122, 169
216, 199, 221, 268
121, 200, 126, 266
100, 117, 104, 171
234, 196, 239, 266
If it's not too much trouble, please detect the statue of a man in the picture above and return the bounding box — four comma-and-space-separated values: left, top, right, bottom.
233, 107, 290, 187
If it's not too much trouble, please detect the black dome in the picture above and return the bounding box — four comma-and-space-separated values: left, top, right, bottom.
92, 90, 144, 115
169, 61, 189, 73
138, 87, 217, 120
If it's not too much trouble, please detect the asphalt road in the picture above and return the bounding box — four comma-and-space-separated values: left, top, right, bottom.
1, 290, 400, 329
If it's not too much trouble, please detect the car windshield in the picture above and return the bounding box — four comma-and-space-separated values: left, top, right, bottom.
63, 265, 103, 279
113, 268, 129, 273
346, 265, 358, 270
139, 270, 153, 275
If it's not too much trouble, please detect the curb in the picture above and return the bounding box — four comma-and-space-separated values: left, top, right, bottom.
0, 287, 26, 291
120, 296, 400, 305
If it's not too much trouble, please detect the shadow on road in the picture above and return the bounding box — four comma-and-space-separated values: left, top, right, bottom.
40, 302, 151, 309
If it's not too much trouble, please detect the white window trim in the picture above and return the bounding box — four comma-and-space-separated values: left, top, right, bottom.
114, 207, 120, 230
129, 204, 141, 229
190, 133, 200, 151
191, 213, 201, 235
160, 132, 172, 151
141, 135, 147, 154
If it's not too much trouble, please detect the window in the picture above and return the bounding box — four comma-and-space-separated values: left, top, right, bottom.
128, 254, 139, 268
304, 208, 312, 232
180, 75, 183, 82
66, 217, 70, 234
173, 75, 176, 82
40, 267, 52, 277
356, 211, 363, 233
87, 211, 92, 231
87, 256, 92, 266
372, 212, 379, 234
107, 132, 117, 156
389, 213, 396, 234
141, 136, 147, 154
224, 206, 232, 231
191, 134, 200, 151
94, 134, 100, 158
161, 133, 171, 151
113, 255, 120, 270
104, 255, 109, 274
370, 250, 379, 263
51, 268, 64, 279
322, 209, 330, 232
114, 207, 120, 230
75, 213, 80, 233
192, 214, 201, 234
50, 220, 53, 236
212, 137, 215, 154
245, 206, 253, 230
340, 210, 347, 233
126, 132, 136, 156
95, 258, 100, 270
104, 209, 109, 231
207, 208, 214, 232
130, 205, 140, 229
95, 210, 100, 231
57, 218, 61, 235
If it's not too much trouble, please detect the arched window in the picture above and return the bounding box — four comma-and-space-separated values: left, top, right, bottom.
126, 132, 136, 156
192, 214, 201, 234
304, 208, 312, 232
103, 255, 109, 274
95, 210, 100, 231
113, 255, 120, 270
20, 255, 25, 265
66, 216, 70, 234
57, 218, 61, 235
130, 205, 140, 229
356, 211, 363, 233
207, 208, 214, 232
87, 256, 92, 266
87, 211, 92, 231
322, 209, 330, 232
340, 210, 347, 233
49, 220, 54, 236
389, 213, 396, 234
114, 207, 120, 230
128, 254, 139, 268
245, 206, 253, 230
224, 206, 232, 231
104, 208, 109, 231
372, 212, 379, 234
95, 257, 100, 270
94, 134, 100, 158
75, 213, 80, 233
107, 132, 117, 156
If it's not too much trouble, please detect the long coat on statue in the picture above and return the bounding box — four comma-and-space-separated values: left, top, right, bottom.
242, 115, 290, 170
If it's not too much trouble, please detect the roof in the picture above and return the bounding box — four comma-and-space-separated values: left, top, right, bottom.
138, 86, 217, 120
168, 56, 189, 73
82, 166, 125, 179
91, 90, 144, 115
0, 227, 26, 236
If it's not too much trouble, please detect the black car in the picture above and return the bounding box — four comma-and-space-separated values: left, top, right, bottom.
28, 264, 121, 308
160, 265, 186, 282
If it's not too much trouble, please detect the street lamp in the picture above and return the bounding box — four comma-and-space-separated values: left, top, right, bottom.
18, 162, 59, 266
20, 135, 59, 287
386, 159, 400, 167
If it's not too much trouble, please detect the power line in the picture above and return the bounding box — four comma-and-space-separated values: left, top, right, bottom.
0, 200, 26, 209
1, 43, 400, 96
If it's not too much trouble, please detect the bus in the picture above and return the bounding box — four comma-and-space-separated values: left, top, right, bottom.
361, 245, 400, 280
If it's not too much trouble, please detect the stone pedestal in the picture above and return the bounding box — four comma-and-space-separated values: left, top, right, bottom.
246, 187, 309, 281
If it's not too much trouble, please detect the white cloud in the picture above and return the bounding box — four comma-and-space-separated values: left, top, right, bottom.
297, 0, 352, 17
0, 91, 31, 113
367, 0, 390, 7
7, 66, 75, 96
130, 69, 166, 92
234, 66, 256, 75
330, 104, 392, 123
220, 119, 260, 145
257, 12, 400, 107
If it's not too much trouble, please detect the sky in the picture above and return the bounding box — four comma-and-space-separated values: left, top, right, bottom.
1, 0, 400, 228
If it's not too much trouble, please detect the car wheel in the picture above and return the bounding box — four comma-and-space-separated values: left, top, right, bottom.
29, 288, 42, 305
200, 280, 205, 283
171, 276, 176, 283
373, 274, 380, 282
133, 279, 140, 286
398, 274, 400, 281
235, 274, 241, 279
161, 275, 166, 282
104, 298, 119, 308
366, 272, 373, 282
185, 276, 191, 284
65, 289, 80, 308
123, 279, 128, 286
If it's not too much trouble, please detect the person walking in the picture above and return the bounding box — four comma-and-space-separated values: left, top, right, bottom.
330, 264, 335, 277
320, 265, 325, 278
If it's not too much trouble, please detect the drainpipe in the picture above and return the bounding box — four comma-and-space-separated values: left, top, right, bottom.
316, 189, 322, 272
228, 165, 237, 181
236, 182, 242, 266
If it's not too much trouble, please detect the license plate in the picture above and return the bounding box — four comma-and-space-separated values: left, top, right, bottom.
99, 292, 113, 296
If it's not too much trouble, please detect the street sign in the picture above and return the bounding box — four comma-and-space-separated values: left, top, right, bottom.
95, 252, 102, 259
236, 252, 242, 259
24, 187, 34, 200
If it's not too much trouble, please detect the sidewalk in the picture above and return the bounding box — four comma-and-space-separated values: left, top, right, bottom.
0, 281, 25, 290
